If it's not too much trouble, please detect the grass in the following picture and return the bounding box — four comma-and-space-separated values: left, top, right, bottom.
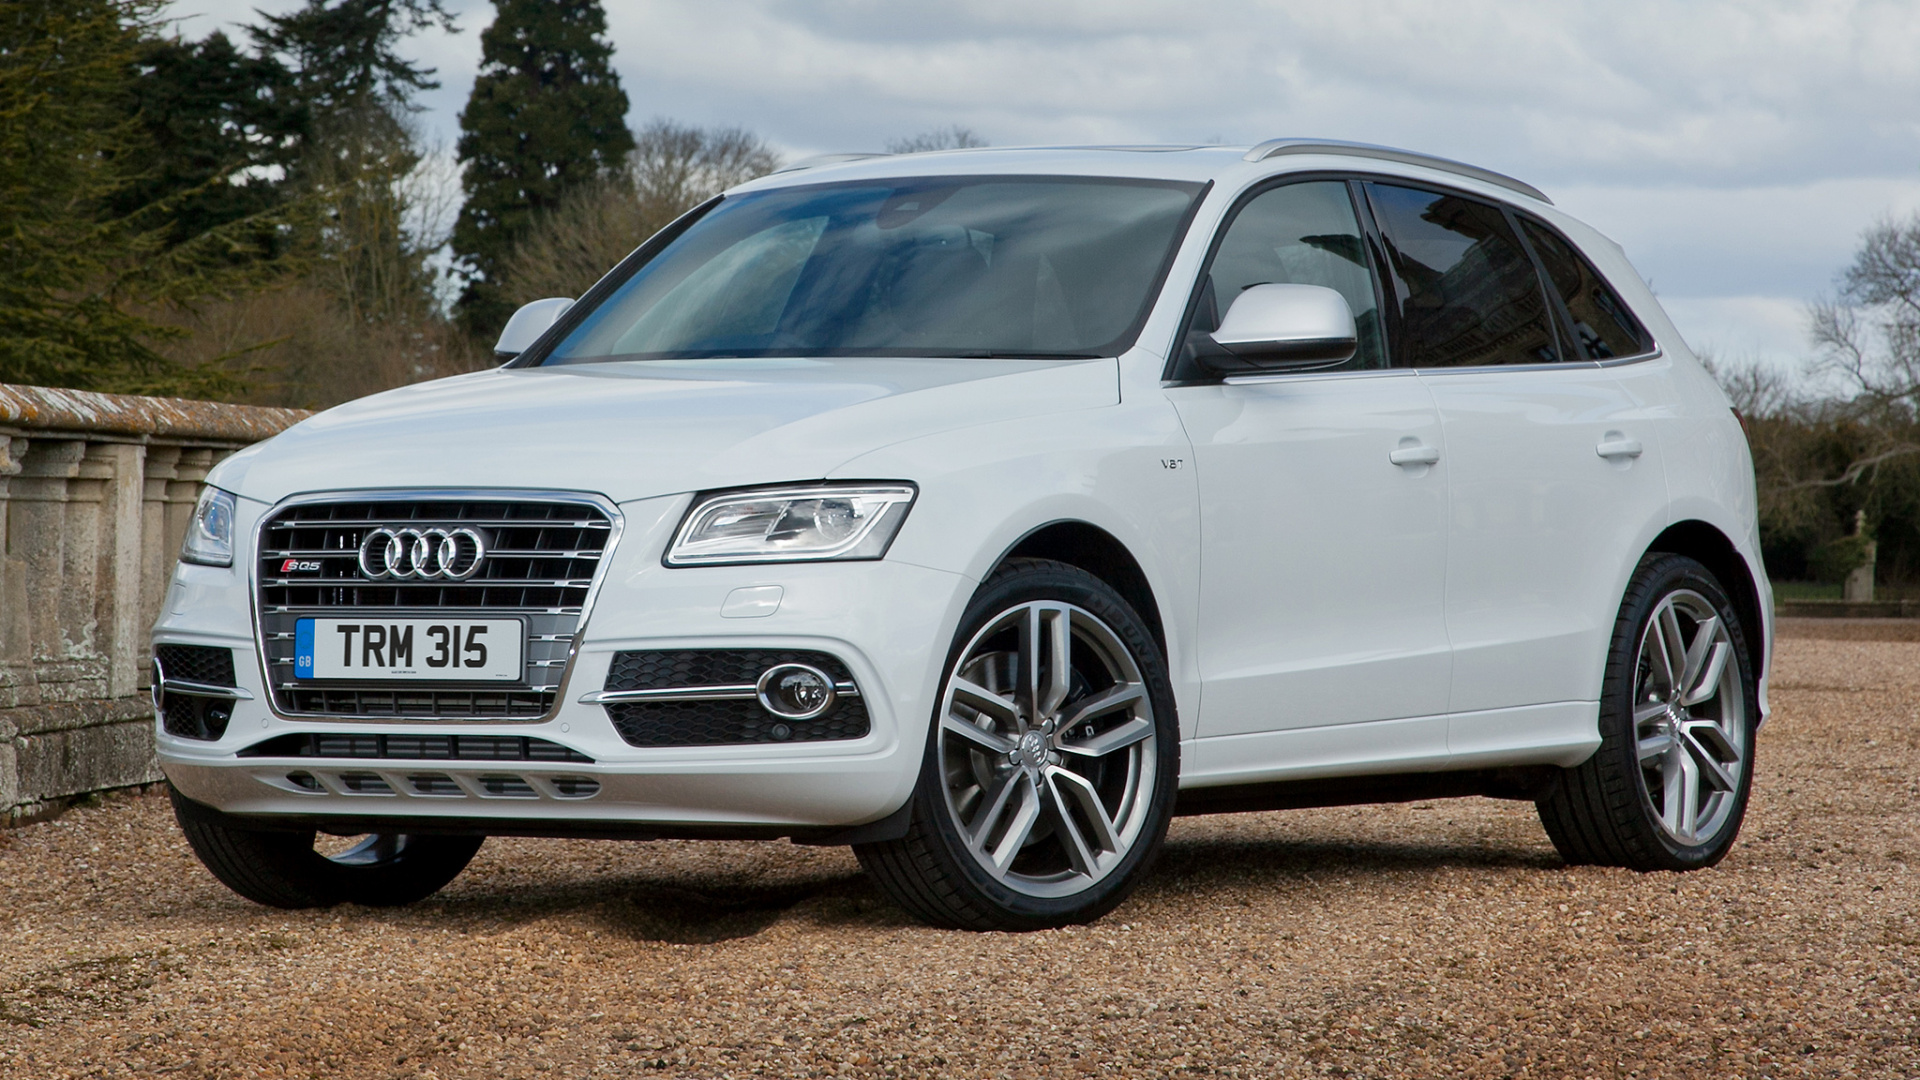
1772, 579, 1920, 602
1774, 581, 1845, 601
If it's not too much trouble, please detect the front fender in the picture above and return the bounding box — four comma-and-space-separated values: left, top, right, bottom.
831, 394, 1202, 739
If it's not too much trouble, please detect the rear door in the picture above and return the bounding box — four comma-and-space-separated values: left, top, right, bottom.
1362, 181, 1669, 760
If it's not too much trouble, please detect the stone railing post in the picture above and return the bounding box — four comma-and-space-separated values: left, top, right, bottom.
93, 442, 147, 699
0, 435, 28, 711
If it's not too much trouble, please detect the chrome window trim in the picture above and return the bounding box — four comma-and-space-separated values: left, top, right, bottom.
249, 488, 625, 725
1409, 346, 1666, 376
1218, 368, 1419, 387
1203, 346, 1665, 386
1597, 346, 1667, 368
1414, 360, 1605, 376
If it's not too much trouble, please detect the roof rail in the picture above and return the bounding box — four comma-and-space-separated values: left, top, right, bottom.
770, 152, 892, 175
1242, 138, 1551, 204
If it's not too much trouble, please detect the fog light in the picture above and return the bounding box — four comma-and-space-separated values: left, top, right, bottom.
756, 663, 836, 721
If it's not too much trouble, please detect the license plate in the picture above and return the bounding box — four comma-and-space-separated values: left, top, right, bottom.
294, 618, 524, 682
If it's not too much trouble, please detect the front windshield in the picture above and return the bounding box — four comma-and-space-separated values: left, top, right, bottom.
539, 176, 1204, 363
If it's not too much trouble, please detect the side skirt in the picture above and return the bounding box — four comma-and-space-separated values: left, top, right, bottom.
1172, 766, 1560, 817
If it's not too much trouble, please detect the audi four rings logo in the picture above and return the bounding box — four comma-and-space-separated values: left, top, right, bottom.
358, 527, 487, 580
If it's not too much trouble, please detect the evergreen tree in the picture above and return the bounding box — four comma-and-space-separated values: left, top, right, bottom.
249, 0, 455, 122
453, 0, 633, 336
0, 0, 467, 397
248, 0, 456, 326
0, 0, 237, 393
117, 31, 308, 253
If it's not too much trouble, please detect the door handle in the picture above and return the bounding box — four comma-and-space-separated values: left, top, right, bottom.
1596, 435, 1643, 460
1388, 443, 1441, 467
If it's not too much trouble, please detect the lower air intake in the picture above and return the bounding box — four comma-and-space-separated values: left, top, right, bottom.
240, 732, 593, 763
599, 649, 870, 748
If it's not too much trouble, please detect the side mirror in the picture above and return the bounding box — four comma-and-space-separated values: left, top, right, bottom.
493, 297, 575, 359
1204, 283, 1357, 373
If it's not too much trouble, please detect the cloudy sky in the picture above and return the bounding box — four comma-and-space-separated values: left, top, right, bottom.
162, 0, 1920, 374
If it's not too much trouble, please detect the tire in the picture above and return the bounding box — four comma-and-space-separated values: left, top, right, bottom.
170, 786, 484, 908
856, 558, 1180, 931
1536, 553, 1757, 871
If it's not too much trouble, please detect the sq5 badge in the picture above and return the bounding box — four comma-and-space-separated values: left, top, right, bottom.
279, 559, 324, 573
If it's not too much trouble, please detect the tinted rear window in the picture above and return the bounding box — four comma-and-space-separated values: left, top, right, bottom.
1366, 183, 1563, 368
1518, 217, 1651, 360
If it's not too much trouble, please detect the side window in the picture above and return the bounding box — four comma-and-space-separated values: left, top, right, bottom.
1189, 180, 1387, 370
1518, 217, 1651, 360
1365, 183, 1562, 368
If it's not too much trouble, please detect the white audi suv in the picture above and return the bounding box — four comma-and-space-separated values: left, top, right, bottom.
154, 140, 1770, 930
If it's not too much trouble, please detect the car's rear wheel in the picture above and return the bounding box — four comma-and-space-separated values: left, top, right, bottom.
170, 786, 484, 908
1536, 553, 1756, 870
856, 559, 1179, 931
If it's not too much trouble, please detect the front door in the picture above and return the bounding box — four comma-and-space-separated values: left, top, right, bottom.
1167, 179, 1453, 744
1173, 373, 1451, 738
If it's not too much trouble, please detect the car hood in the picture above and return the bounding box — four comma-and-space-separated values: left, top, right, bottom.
211, 356, 1119, 505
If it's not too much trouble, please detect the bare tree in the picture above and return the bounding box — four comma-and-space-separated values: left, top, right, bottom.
886, 125, 989, 154
629, 119, 781, 210
1695, 215, 1920, 586
1813, 215, 1920, 401
1697, 349, 1797, 419
499, 120, 780, 304
1801, 214, 1920, 486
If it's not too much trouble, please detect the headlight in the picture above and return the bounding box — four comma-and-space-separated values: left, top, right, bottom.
180, 486, 237, 567
665, 483, 916, 566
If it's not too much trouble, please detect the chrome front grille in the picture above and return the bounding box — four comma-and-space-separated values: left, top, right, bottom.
256, 494, 616, 719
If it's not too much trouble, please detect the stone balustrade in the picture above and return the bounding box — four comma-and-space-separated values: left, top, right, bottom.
1, 383, 308, 824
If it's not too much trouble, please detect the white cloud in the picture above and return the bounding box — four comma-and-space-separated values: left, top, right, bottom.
1555, 176, 1920, 298
1659, 295, 1811, 367
160, 0, 1920, 346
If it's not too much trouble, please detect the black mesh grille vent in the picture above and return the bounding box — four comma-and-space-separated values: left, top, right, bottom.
155, 644, 237, 687
155, 645, 238, 741
240, 732, 593, 763
159, 697, 234, 741
255, 497, 612, 719
409, 774, 462, 796
479, 775, 538, 798
604, 649, 854, 691
602, 649, 870, 748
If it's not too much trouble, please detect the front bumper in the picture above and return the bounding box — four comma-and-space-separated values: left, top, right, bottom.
155, 492, 972, 833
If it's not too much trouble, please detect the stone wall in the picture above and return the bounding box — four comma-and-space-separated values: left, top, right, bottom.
1, 383, 307, 824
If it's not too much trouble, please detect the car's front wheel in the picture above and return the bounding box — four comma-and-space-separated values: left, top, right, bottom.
171, 786, 484, 908
1536, 553, 1757, 870
856, 559, 1179, 931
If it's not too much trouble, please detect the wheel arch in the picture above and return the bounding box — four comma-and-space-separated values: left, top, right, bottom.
1646, 519, 1766, 676
997, 520, 1168, 661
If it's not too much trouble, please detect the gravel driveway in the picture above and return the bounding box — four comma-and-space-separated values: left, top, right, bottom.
2, 620, 1914, 1079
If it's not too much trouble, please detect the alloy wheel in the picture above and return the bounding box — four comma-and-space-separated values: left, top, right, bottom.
1632, 588, 1747, 846
936, 601, 1160, 898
